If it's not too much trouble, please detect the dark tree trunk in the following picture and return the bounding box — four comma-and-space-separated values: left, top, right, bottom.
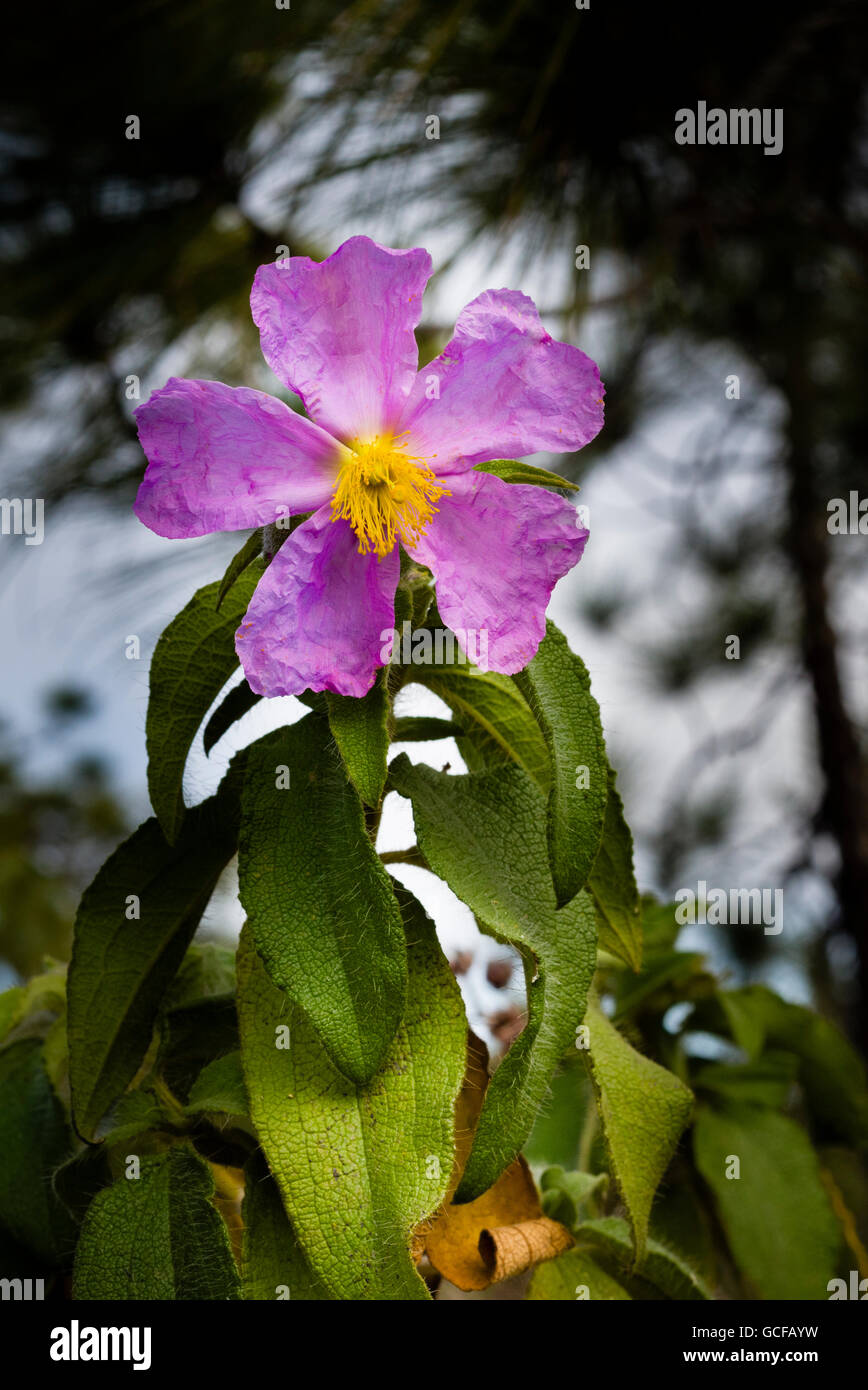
782, 342, 868, 1052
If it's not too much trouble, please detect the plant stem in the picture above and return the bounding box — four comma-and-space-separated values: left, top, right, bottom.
379, 846, 430, 871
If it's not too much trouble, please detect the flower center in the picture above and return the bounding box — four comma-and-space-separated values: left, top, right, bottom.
331, 434, 449, 559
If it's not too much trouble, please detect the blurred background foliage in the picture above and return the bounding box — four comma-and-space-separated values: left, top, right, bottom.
0, 690, 127, 979
1, 1, 866, 1047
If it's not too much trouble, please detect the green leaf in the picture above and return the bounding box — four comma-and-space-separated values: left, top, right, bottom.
392, 715, 463, 742
614, 948, 710, 1020
68, 792, 238, 1140
52, 1145, 114, 1230
540, 1166, 608, 1227
325, 676, 389, 808
817, 1145, 868, 1265
203, 680, 262, 756
99, 1089, 169, 1149
474, 458, 579, 492
73, 1146, 241, 1299
42, 1013, 69, 1097
296, 689, 328, 712
640, 895, 682, 952
156, 913, 247, 1103
186, 1051, 248, 1117
693, 1102, 840, 1299
701, 985, 868, 1148
714, 989, 767, 1061
524, 1057, 592, 1170
158, 998, 239, 1105
164, 942, 237, 1011
237, 715, 407, 1084
11, 965, 66, 1016
241, 1156, 330, 1300
389, 756, 597, 1202
649, 1175, 719, 1288
410, 667, 550, 789
235, 888, 466, 1300
588, 767, 642, 970
514, 620, 608, 907
580, 1216, 712, 1299
692, 1054, 799, 1109
0, 1039, 76, 1265
147, 562, 263, 842
0, 987, 24, 1043
215, 528, 263, 611
527, 1247, 631, 1300
0, 966, 66, 1047
582, 1000, 693, 1261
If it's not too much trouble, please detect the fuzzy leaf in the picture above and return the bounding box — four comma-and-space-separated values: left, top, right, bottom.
68, 792, 238, 1140
235, 889, 466, 1300
580, 1215, 712, 1299
325, 676, 389, 808
215, 528, 263, 611
237, 715, 407, 1084
97, 1089, 168, 1150
164, 942, 237, 1011
474, 459, 579, 491
588, 767, 642, 970
186, 1051, 248, 1117
240, 1156, 330, 1300
203, 680, 262, 756
582, 1000, 693, 1261
389, 756, 597, 1202
527, 1247, 631, 1300
514, 621, 608, 906
0, 1039, 76, 1265
0, 966, 66, 1046
146, 563, 263, 842
73, 1146, 240, 1299
392, 715, 463, 742
539, 1166, 608, 1227
410, 667, 550, 788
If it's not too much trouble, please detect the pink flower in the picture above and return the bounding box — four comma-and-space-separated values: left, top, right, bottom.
134, 236, 604, 697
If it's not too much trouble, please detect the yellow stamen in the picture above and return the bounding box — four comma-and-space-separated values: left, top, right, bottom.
330, 433, 449, 558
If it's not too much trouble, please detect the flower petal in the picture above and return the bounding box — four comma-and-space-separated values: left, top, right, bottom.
134, 378, 343, 539
407, 469, 589, 674
236, 507, 399, 697
250, 236, 433, 444
399, 289, 604, 474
